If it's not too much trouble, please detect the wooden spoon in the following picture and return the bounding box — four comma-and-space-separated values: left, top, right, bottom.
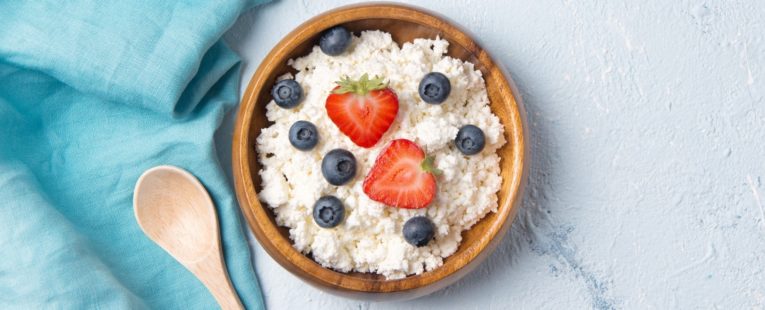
133, 165, 243, 310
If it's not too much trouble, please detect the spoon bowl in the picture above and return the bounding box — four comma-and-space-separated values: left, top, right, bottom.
133, 165, 243, 310
134, 166, 216, 261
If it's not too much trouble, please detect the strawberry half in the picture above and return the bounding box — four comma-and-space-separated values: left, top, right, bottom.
325, 74, 398, 148
363, 139, 441, 209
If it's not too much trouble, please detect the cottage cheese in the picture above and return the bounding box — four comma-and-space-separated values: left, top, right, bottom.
256, 31, 505, 279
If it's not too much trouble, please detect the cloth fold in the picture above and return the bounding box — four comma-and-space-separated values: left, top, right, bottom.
0, 1, 267, 308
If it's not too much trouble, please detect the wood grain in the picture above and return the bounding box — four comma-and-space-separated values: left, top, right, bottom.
134, 166, 243, 309
232, 2, 527, 300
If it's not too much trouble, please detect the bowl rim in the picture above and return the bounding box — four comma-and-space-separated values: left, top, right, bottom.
232, 2, 527, 295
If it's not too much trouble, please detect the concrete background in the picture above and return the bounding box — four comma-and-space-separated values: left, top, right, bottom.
222, 0, 765, 308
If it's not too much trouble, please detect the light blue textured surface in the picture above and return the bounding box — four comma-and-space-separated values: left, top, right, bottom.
223, 0, 765, 308
0, 1, 267, 309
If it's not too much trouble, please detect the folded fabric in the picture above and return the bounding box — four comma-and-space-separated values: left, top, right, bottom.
0, 1, 267, 308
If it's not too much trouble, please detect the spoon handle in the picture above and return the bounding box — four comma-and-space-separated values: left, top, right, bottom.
189, 253, 244, 310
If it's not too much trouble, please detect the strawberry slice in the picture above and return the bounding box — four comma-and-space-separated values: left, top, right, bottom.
363, 139, 441, 209
326, 74, 398, 148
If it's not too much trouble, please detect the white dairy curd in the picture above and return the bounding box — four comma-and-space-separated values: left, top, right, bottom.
256, 30, 505, 279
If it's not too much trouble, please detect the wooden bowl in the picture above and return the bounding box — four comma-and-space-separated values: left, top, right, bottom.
232, 2, 527, 300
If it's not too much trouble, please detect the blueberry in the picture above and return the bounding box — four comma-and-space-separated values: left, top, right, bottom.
455, 125, 485, 155
321, 149, 356, 185
418, 72, 451, 104
403, 216, 435, 247
271, 79, 303, 109
319, 26, 352, 56
289, 121, 319, 151
313, 196, 345, 228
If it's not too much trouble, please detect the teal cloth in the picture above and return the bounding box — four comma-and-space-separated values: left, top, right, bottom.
0, 1, 267, 309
